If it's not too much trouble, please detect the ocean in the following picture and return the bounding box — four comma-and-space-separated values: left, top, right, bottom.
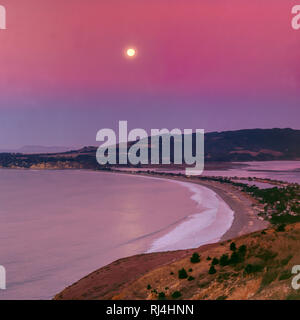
0, 169, 233, 299
204, 161, 300, 184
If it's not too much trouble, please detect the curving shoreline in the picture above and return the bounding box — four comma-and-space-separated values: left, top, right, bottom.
112, 171, 269, 242
145, 179, 234, 252
54, 171, 269, 300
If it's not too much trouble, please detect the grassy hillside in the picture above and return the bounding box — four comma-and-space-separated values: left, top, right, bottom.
55, 223, 300, 300
111, 223, 300, 300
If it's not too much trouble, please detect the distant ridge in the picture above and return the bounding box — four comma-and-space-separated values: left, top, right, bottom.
0, 145, 72, 154
0, 128, 300, 169
74, 128, 300, 162
204, 128, 300, 161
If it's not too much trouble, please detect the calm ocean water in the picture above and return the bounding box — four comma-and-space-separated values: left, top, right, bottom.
137, 161, 300, 184
204, 161, 300, 184
0, 169, 233, 300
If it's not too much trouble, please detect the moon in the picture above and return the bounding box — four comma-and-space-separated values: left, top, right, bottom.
126, 48, 136, 57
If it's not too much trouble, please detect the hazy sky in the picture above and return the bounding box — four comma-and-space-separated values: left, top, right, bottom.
0, 0, 299, 148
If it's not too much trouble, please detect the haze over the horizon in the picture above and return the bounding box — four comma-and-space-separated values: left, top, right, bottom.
0, 0, 299, 149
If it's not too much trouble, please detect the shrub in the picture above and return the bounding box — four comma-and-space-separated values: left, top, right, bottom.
209, 266, 217, 274
220, 254, 230, 266
172, 291, 182, 299
229, 245, 247, 265
147, 284, 151, 290
279, 270, 292, 281
238, 245, 247, 256
261, 271, 278, 287
217, 272, 231, 281
212, 258, 219, 266
190, 253, 200, 263
230, 242, 236, 251
229, 252, 240, 265
244, 264, 264, 274
170, 272, 174, 275
188, 276, 195, 281
276, 224, 286, 232
286, 292, 300, 300
199, 281, 210, 288
178, 268, 188, 279
188, 268, 193, 272
206, 256, 212, 261
281, 255, 293, 266
256, 249, 277, 262
158, 292, 166, 300
216, 295, 227, 300
271, 215, 300, 224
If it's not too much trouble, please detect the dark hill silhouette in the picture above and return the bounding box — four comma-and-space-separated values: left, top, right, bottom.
0, 128, 299, 168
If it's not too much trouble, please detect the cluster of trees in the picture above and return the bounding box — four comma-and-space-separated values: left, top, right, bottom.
208, 242, 247, 275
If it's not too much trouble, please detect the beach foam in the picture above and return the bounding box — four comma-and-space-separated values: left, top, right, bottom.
146, 181, 234, 252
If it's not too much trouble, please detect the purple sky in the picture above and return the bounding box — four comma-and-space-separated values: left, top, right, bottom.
0, 0, 299, 148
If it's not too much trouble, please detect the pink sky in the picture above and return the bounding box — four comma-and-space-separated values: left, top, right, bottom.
0, 0, 299, 97
0, 1, 299, 148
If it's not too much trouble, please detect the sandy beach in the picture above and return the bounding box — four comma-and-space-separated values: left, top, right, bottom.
114, 171, 269, 241
55, 171, 269, 300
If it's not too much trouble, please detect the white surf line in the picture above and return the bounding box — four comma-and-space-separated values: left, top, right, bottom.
145, 179, 234, 252
88, 170, 235, 252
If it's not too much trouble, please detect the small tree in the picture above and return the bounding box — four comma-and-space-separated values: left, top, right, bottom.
190, 252, 200, 263
172, 291, 182, 299
158, 292, 166, 300
212, 258, 219, 266
238, 245, 247, 256
238, 245, 247, 260
276, 224, 286, 232
244, 264, 253, 274
178, 268, 188, 279
244, 264, 264, 275
220, 254, 229, 266
209, 266, 217, 274
229, 245, 247, 264
230, 242, 236, 251
229, 251, 240, 265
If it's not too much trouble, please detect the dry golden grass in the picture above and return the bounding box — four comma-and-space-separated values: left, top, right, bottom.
55, 223, 300, 300
111, 223, 300, 300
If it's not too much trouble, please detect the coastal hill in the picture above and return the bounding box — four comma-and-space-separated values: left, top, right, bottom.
54, 173, 300, 300
204, 128, 300, 161
0, 128, 300, 168
54, 223, 300, 300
